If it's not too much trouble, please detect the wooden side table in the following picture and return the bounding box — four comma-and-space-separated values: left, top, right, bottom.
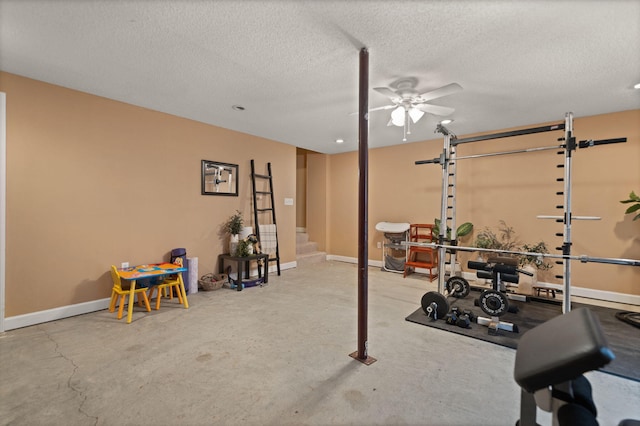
218, 253, 269, 291
533, 285, 556, 298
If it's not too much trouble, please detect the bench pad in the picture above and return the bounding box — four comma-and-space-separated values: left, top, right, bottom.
514, 307, 615, 393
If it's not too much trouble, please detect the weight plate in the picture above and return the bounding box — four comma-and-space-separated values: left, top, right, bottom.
478, 290, 509, 317
445, 276, 470, 298
421, 291, 450, 320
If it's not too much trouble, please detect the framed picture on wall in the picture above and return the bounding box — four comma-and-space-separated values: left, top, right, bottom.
201, 160, 238, 196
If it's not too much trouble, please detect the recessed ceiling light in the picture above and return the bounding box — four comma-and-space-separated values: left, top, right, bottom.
634, 83, 640, 89
335, 139, 344, 144
232, 105, 245, 111
440, 119, 454, 125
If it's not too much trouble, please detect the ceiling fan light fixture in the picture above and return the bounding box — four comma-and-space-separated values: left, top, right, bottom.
391, 106, 405, 126
373, 79, 462, 141
408, 108, 425, 123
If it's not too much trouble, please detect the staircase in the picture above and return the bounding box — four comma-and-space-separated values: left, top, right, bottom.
296, 232, 326, 267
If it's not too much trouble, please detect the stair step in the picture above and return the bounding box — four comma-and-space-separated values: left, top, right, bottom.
296, 233, 309, 244
297, 241, 318, 255
296, 251, 327, 267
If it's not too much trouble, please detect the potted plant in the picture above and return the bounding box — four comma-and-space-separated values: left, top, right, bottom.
473, 220, 520, 257
433, 218, 474, 242
620, 190, 640, 221
433, 219, 473, 276
519, 242, 554, 271
225, 210, 244, 255
235, 239, 252, 257
473, 221, 556, 295
518, 241, 554, 295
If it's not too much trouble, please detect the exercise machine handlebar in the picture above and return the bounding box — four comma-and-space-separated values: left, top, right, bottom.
415, 157, 440, 165
579, 137, 627, 149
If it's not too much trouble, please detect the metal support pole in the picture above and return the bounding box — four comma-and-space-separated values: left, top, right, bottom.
561, 112, 574, 314
350, 47, 376, 365
448, 144, 459, 286
436, 132, 452, 293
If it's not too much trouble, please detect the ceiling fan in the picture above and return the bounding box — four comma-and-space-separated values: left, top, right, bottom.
371, 77, 462, 141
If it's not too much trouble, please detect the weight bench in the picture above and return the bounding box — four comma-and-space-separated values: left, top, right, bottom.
514, 307, 638, 426
468, 257, 532, 334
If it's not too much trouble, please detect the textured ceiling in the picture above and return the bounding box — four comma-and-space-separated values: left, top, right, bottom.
1, 0, 639, 154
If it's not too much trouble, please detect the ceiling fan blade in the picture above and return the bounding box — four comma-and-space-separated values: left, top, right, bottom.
373, 87, 402, 101
417, 83, 462, 102
349, 104, 395, 115
369, 104, 396, 112
414, 103, 455, 116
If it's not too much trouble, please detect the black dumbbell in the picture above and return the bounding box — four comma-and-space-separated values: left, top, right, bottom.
445, 311, 458, 325
461, 309, 476, 322
456, 313, 472, 329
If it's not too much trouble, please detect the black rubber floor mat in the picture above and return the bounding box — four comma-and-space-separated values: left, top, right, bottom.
616, 311, 640, 328
406, 296, 640, 383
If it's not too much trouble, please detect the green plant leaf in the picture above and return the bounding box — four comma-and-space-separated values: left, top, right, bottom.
625, 204, 640, 214
456, 222, 474, 237
620, 190, 640, 203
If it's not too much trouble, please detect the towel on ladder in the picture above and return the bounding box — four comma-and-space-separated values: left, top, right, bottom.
259, 224, 278, 255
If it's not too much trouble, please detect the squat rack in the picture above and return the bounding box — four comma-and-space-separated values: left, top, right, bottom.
414, 112, 633, 313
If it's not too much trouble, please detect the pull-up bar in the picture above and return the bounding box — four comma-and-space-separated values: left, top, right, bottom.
415, 144, 563, 165
415, 136, 628, 165
452, 123, 565, 145
455, 144, 562, 161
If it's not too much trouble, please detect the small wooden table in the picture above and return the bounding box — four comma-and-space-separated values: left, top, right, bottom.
118, 263, 188, 323
218, 253, 269, 291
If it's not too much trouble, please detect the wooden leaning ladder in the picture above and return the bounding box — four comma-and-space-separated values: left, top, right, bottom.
250, 159, 281, 275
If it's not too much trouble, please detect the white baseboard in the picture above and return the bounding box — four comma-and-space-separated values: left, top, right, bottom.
228, 260, 297, 279
266, 260, 296, 274
537, 282, 640, 306
4, 261, 299, 332
296, 227, 306, 233
4, 298, 112, 331
280, 261, 296, 271
327, 254, 357, 263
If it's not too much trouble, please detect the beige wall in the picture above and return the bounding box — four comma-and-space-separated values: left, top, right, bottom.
295, 149, 307, 228
306, 152, 328, 252
1, 72, 297, 317
320, 110, 640, 296
3, 70, 637, 319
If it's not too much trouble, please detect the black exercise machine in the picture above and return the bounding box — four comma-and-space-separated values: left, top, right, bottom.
514, 307, 639, 426
467, 256, 533, 334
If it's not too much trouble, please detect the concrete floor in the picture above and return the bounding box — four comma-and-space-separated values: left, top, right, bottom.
1, 261, 639, 426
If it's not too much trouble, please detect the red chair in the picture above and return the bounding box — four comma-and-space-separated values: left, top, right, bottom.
404, 224, 438, 282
